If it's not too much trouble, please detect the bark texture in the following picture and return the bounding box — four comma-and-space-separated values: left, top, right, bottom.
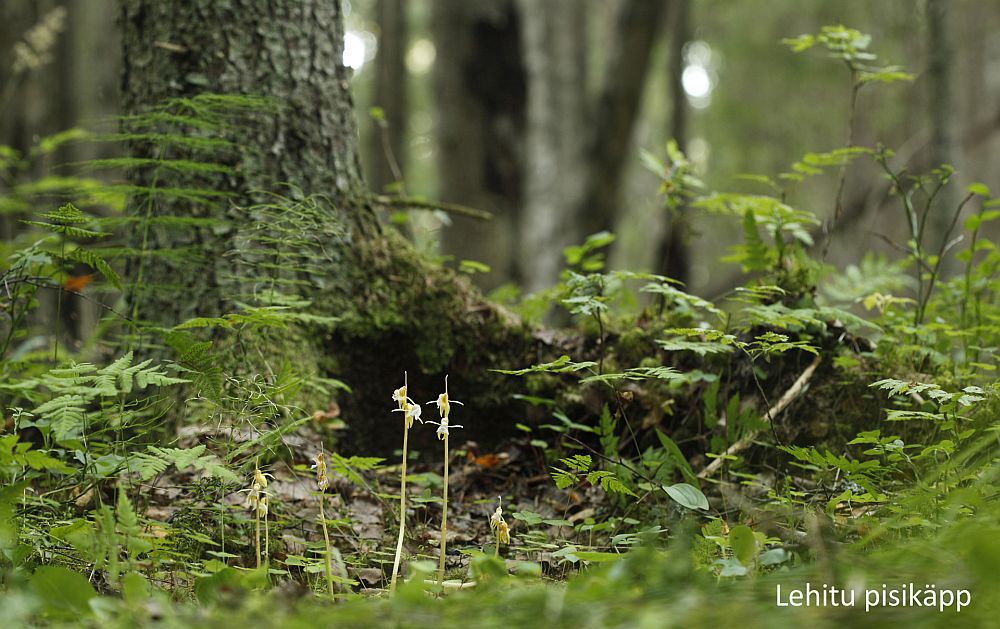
120, 0, 367, 328
120, 0, 541, 454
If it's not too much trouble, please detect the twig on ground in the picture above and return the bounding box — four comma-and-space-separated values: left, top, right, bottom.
371, 194, 493, 221
698, 355, 822, 480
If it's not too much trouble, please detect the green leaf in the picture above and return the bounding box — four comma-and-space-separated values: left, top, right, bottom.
966, 182, 991, 197
560, 454, 592, 472
30, 566, 97, 618
492, 355, 597, 376
573, 551, 623, 563
459, 259, 491, 274
580, 366, 684, 385
758, 548, 791, 566
62, 248, 123, 291
122, 572, 151, 603
655, 430, 698, 486
512, 511, 543, 526
716, 557, 748, 577
662, 483, 710, 510
729, 525, 757, 566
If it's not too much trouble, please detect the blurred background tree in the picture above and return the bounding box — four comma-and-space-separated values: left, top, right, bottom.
5, 0, 1000, 307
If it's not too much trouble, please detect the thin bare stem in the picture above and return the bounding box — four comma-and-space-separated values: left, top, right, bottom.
370, 194, 493, 221
318, 494, 335, 601
390, 373, 410, 591
822, 76, 861, 262
440, 433, 448, 585
255, 508, 261, 569
918, 192, 975, 324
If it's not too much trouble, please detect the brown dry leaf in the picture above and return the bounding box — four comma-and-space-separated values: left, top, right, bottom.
312, 402, 344, 429
471, 453, 503, 469
63, 274, 96, 293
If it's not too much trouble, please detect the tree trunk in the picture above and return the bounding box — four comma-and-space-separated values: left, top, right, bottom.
926, 0, 960, 250
119, 0, 539, 454
368, 0, 407, 194
655, 0, 691, 283
578, 0, 666, 239
432, 0, 526, 291
517, 0, 588, 293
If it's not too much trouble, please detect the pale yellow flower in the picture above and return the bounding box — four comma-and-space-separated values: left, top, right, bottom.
490, 497, 510, 546
490, 497, 504, 531
244, 467, 272, 517
313, 452, 329, 492
427, 380, 463, 440
392, 386, 408, 409
392, 384, 423, 429
496, 519, 510, 545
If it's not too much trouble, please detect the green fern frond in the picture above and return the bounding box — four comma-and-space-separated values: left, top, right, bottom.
62, 247, 123, 290
38, 203, 89, 224
81, 157, 235, 176
131, 444, 239, 483
97, 132, 238, 152
20, 221, 109, 239
103, 184, 231, 202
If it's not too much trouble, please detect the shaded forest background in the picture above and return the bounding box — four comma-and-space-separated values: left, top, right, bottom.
6, 0, 1000, 332
4, 2, 1000, 625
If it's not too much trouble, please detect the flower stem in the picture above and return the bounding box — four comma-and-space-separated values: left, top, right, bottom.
255, 510, 261, 569
319, 493, 336, 601
390, 424, 409, 591
439, 433, 449, 585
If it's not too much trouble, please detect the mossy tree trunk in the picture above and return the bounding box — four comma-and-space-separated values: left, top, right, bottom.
120, 0, 541, 453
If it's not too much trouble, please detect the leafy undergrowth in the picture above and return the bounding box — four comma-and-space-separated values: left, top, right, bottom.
3, 26, 1000, 628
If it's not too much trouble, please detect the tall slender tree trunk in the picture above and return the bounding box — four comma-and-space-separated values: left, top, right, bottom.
517, 0, 587, 293
368, 0, 407, 194
432, 0, 526, 291
926, 0, 960, 250
578, 0, 666, 239
119, 0, 537, 454
656, 0, 691, 283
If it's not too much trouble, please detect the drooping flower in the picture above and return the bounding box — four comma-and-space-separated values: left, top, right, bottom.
392, 385, 408, 409
490, 497, 504, 530
392, 384, 423, 429
490, 496, 510, 547
495, 518, 510, 545
245, 467, 272, 517
313, 451, 329, 492
427, 378, 463, 440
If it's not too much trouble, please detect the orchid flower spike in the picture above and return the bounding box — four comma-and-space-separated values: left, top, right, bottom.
244, 467, 272, 517
312, 451, 330, 492
490, 496, 504, 530
392, 376, 424, 429
426, 375, 463, 440
490, 496, 510, 546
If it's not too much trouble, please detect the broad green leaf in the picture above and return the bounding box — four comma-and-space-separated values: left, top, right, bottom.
662, 483, 709, 510
729, 525, 757, 566
30, 566, 96, 618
